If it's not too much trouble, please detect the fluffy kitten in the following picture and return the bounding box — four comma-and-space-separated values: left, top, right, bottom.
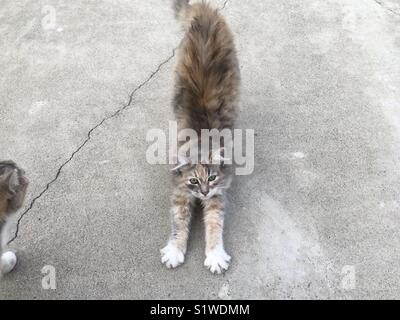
161, 0, 240, 274
0, 161, 28, 274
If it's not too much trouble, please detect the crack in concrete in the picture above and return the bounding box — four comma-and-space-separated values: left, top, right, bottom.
8, 48, 176, 245
221, 0, 229, 10
373, 0, 400, 17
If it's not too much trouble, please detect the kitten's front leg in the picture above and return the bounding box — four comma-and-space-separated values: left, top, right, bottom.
161, 192, 192, 269
203, 195, 231, 274
0, 219, 17, 275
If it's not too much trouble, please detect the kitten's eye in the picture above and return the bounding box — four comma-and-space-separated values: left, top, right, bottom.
208, 175, 217, 182
189, 178, 199, 184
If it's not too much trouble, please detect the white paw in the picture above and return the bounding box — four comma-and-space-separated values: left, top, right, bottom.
160, 242, 185, 269
204, 246, 231, 274
1, 251, 17, 274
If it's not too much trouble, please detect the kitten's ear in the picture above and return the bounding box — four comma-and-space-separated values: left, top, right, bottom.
211, 148, 230, 166
171, 153, 191, 172
0, 169, 19, 199
171, 140, 194, 172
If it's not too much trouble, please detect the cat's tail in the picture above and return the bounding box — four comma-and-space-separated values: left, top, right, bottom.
173, 0, 190, 20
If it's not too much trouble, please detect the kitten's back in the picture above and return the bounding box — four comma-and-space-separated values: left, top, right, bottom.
173, 1, 240, 133
0, 161, 28, 220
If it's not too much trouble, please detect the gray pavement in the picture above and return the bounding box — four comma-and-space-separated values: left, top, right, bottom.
1, 0, 400, 299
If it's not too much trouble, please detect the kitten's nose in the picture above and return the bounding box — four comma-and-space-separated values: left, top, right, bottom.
201, 189, 209, 196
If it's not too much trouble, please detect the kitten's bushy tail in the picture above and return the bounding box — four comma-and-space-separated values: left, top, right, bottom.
173, 0, 190, 20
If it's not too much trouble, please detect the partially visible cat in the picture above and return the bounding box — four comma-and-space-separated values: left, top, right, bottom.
0, 161, 28, 274
161, 0, 240, 273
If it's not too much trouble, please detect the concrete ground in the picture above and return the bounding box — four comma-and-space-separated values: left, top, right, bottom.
1, 0, 400, 299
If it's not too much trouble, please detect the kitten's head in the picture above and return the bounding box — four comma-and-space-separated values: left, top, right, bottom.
0, 161, 29, 216
172, 148, 232, 200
